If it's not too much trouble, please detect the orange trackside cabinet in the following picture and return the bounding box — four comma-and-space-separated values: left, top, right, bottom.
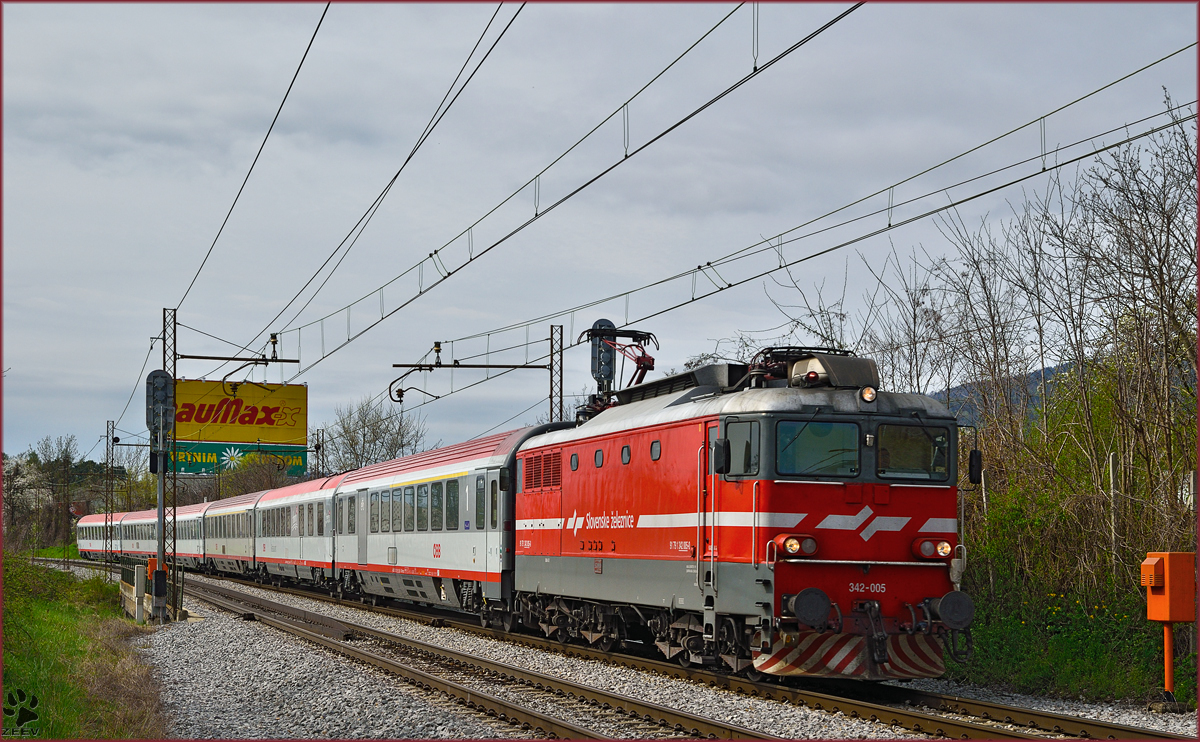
1141, 552, 1196, 622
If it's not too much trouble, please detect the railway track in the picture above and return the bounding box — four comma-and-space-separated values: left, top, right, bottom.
184, 579, 777, 740
56, 558, 1191, 740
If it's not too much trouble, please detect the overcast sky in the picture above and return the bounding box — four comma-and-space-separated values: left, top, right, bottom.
3, 2, 1196, 461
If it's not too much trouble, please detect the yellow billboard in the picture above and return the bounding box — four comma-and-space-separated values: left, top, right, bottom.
174, 380, 307, 446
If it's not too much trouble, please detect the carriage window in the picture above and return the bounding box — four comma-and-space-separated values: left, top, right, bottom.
391, 489, 403, 532
404, 487, 416, 532
417, 484, 429, 531
474, 475, 485, 530
308, 503, 314, 536
347, 495, 356, 534
776, 420, 859, 477
317, 503, 325, 536
489, 479, 499, 530
381, 492, 391, 532
570, 453, 578, 471
337, 498, 344, 534
594, 449, 603, 468
725, 420, 760, 476
877, 424, 950, 481
370, 492, 380, 533
431, 482, 443, 532
621, 445, 631, 465
446, 479, 460, 531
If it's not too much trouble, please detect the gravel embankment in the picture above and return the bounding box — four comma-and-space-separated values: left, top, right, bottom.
177, 574, 928, 740
887, 677, 1197, 738
67, 564, 1197, 739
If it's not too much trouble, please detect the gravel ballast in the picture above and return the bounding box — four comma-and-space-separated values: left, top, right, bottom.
65, 564, 1197, 739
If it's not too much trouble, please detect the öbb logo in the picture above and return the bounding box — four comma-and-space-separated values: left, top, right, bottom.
176, 399, 302, 427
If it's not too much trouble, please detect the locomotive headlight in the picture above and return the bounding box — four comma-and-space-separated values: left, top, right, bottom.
800, 537, 818, 555
860, 386, 877, 402
783, 536, 802, 554
919, 540, 936, 557
936, 540, 952, 557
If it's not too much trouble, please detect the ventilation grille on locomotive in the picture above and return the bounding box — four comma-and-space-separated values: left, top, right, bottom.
524, 451, 562, 490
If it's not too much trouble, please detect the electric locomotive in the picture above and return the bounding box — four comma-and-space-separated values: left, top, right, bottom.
511, 344, 976, 680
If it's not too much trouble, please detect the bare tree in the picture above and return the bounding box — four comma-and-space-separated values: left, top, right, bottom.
318, 396, 427, 473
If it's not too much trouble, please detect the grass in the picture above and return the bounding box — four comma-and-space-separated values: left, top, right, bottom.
2, 553, 167, 738
31, 543, 80, 560
946, 583, 1196, 708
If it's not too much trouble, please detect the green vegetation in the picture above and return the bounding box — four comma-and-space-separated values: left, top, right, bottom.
947, 585, 1195, 706
32, 542, 79, 560
2, 555, 166, 738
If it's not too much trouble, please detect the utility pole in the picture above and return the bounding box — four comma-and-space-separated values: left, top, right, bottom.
549, 325, 563, 422
61, 457, 70, 569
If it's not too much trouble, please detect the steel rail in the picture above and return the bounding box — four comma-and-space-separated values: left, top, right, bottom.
182, 581, 603, 740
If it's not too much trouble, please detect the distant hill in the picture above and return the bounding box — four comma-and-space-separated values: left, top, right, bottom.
930, 363, 1069, 427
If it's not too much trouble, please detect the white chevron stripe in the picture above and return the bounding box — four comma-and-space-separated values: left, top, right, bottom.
859, 516, 910, 540
816, 505, 873, 530
918, 517, 957, 533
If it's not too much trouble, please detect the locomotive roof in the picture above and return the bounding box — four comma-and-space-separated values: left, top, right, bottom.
524, 363, 955, 449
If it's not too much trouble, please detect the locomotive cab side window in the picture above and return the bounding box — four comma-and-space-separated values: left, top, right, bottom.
621, 445, 631, 465
650, 440, 661, 460
724, 420, 760, 476
570, 453, 578, 471
594, 449, 603, 468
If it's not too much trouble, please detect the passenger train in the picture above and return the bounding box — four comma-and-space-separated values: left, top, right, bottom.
80, 346, 976, 681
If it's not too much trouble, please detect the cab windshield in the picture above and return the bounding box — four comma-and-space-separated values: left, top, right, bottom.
776, 420, 859, 477
877, 424, 950, 481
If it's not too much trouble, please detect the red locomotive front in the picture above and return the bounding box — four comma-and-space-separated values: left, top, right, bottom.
513, 347, 975, 681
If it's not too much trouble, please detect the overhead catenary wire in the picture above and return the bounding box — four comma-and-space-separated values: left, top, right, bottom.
278, 12, 1187, 376
311, 107, 1195, 451
172, 39, 1192, 453
445, 97, 1197, 345
279, 3, 745, 338
114, 339, 159, 430
176, 3, 331, 312
278, 3, 866, 379
225, 3, 522, 368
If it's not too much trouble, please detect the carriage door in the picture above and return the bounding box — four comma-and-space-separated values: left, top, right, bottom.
356, 489, 369, 565
700, 422, 720, 638
484, 469, 502, 596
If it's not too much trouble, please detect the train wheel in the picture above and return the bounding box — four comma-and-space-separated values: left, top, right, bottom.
553, 627, 571, 644
479, 612, 491, 629
744, 668, 765, 683
676, 651, 692, 668
596, 635, 616, 653
500, 612, 516, 633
